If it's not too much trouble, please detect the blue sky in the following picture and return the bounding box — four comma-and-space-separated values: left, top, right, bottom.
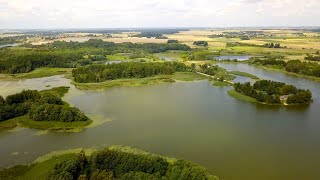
0, 0, 319, 29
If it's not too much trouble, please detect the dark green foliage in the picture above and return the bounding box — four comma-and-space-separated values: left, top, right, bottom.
167, 40, 178, 43
240, 36, 250, 40
89, 149, 168, 177
166, 160, 212, 180
264, 43, 281, 48
120, 172, 160, 180
0, 96, 5, 106
6, 90, 40, 105
29, 103, 88, 122
90, 169, 114, 180
193, 41, 208, 47
72, 62, 190, 83
199, 63, 219, 76
0, 88, 89, 123
287, 90, 312, 104
304, 54, 320, 62
0, 103, 30, 122
48, 149, 216, 180
78, 59, 93, 66
0, 48, 82, 73
91, 55, 106, 61
233, 80, 312, 104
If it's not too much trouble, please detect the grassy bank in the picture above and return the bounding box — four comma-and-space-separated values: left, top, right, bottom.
228, 90, 258, 103
73, 72, 205, 90
229, 71, 260, 79
0, 68, 72, 80
0, 116, 92, 132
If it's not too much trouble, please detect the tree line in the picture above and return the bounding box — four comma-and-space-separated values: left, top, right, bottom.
249, 57, 320, 78
72, 62, 191, 83
234, 80, 312, 104
0, 87, 88, 123
48, 148, 218, 180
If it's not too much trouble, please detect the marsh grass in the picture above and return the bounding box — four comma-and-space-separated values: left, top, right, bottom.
229, 71, 260, 79
228, 90, 257, 103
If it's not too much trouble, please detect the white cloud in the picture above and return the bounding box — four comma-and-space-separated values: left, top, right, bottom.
0, 0, 319, 28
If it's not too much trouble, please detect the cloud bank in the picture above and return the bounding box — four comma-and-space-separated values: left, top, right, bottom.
0, 0, 319, 29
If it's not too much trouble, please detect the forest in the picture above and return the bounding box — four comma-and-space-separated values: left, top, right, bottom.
249, 57, 320, 77
72, 62, 191, 83
233, 80, 312, 104
0, 39, 190, 74
0, 87, 88, 123
48, 148, 217, 180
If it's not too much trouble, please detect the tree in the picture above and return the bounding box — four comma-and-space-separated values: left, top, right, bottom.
0, 96, 5, 106
191, 63, 196, 71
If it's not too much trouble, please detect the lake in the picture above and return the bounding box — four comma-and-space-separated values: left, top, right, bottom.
214, 55, 252, 61
0, 64, 320, 180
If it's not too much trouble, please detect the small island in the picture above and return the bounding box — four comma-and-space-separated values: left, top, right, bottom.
0, 87, 91, 131
229, 80, 312, 105
0, 146, 219, 180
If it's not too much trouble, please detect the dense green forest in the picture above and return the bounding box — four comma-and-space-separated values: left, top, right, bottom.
48, 148, 218, 180
0, 39, 190, 74
249, 57, 320, 77
234, 80, 312, 104
0, 87, 88, 123
72, 62, 191, 83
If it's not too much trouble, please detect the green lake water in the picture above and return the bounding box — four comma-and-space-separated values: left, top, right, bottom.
1, 64, 320, 180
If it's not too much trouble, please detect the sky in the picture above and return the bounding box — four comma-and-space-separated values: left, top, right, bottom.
0, 0, 319, 29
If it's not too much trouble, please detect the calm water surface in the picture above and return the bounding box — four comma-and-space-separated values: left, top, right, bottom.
0, 64, 320, 180
214, 55, 252, 61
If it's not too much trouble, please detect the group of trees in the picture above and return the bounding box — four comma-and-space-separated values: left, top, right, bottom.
0, 39, 190, 74
198, 63, 219, 76
234, 80, 312, 104
167, 40, 179, 43
0, 88, 88, 123
263, 43, 281, 48
0, 48, 83, 73
250, 58, 320, 78
48, 149, 217, 180
72, 62, 191, 83
305, 54, 320, 62
193, 41, 208, 47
